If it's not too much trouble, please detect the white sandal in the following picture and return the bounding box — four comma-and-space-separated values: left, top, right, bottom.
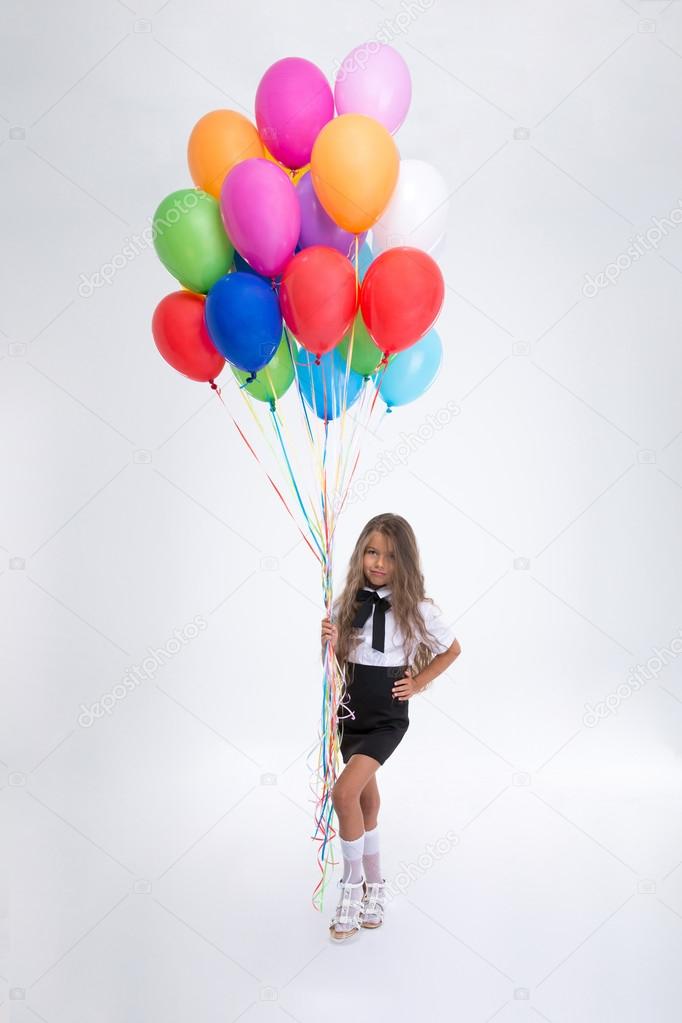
361, 878, 387, 928
329, 876, 365, 941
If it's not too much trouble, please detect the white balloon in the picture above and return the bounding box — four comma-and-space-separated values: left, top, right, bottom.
371, 159, 450, 255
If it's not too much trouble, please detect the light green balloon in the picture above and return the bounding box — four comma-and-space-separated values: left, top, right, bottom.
231, 330, 295, 405
153, 189, 234, 294
338, 311, 396, 376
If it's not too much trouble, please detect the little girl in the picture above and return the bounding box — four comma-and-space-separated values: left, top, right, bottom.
320, 512, 461, 941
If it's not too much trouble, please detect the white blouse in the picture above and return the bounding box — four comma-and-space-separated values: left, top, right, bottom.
332, 585, 457, 667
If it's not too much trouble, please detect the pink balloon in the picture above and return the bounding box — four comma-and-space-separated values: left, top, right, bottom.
334, 43, 412, 134
220, 158, 300, 278
255, 57, 334, 170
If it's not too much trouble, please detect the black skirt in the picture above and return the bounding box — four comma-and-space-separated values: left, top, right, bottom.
337, 661, 411, 766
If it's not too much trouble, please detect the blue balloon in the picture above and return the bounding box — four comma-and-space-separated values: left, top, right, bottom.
372, 328, 443, 408
205, 273, 282, 376
295, 345, 365, 420
354, 242, 373, 284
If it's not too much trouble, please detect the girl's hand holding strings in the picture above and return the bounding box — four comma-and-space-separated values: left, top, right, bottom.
321, 617, 338, 649
392, 666, 422, 701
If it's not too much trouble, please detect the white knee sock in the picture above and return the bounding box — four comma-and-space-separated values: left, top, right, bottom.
362, 825, 382, 883
340, 833, 365, 883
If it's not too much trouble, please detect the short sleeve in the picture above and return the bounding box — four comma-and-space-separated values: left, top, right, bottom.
420, 600, 457, 653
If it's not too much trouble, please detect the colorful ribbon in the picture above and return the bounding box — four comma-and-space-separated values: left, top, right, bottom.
210, 240, 390, 912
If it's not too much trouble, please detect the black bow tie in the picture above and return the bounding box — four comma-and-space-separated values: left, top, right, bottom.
352, 588, 392, 651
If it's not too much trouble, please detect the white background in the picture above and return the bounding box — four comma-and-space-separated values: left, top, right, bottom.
2, 0, 682, 1020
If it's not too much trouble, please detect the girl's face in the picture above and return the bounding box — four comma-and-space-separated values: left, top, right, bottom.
363, 531, 396, 587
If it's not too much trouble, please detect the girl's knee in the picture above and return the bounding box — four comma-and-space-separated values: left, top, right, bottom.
359, 793, 380, 819
331, 781, 359, 815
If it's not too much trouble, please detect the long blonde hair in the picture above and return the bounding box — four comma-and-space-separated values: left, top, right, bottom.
332, 513, 446, 686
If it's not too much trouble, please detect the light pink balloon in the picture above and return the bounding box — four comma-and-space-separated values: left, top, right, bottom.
255, 57, 334, 170
334, 43, 412, 134
220, 159, 300, 279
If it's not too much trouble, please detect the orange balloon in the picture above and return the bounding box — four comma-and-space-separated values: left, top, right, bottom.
311, 114, 399, 234
263, 146, 310, 184
188, 110, 264, 199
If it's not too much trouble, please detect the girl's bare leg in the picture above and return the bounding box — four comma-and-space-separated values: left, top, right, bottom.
331, 754, 380, 840
359, 775, 383, 884
359, 773, 380, 831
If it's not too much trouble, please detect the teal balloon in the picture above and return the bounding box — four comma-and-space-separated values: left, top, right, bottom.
354, 241, 374, 283
372, 328, 443, 408
296, 345, 364, 420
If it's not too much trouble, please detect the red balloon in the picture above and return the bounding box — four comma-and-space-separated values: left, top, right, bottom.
279, 246, 358, 356
152, 291, 225, 382
360, 247, 444, 355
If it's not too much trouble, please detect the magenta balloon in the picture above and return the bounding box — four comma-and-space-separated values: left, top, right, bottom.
220, 159, 300, 278
255, 57, 334, 169
296, 172, 366, 258
334, 43, 412, 134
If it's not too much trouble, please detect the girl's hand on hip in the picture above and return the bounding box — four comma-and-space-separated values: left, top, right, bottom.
392, 666, 421, 701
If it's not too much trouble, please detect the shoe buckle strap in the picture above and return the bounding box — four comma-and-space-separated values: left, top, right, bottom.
335, 879, 363, 925
364, 881, 386, 916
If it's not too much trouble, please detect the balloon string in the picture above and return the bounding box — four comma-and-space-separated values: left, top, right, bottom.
307, 237, 365, 909
278, 328, 334, 559
337, 238, 369, 491
268, 404, 327, 562
262, 362, 326, 546
282, 323, 334, 524
370, 354, 390, 416
332, 370, 371, 532
211, 257, 378, 910
233, 358, 327, 556
209, 383, 323, 564
337, 377, 389, 535
331, 236, 381, 538
282, 324, 333, 524
329, 381, 385, 551
282, 324, 316, 446
234, 370, 326, 553
333, 235, 359, 503
309, 564, 348, 910
269, 330, 329, 548
275, 344, 344, 912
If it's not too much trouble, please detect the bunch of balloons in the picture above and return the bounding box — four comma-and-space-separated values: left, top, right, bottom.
150, 45, 449, 414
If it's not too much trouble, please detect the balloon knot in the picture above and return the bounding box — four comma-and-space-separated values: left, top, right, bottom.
209, 380, 218, 390
269, 399, 276, 412
386, 406, 393, 414
314, 355, 321, 366
246, 370, 257, 383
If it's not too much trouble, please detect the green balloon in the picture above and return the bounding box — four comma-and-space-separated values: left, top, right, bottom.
231, 330, 295, 405
338, 311, 396, 376
153, 189, 234, 294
